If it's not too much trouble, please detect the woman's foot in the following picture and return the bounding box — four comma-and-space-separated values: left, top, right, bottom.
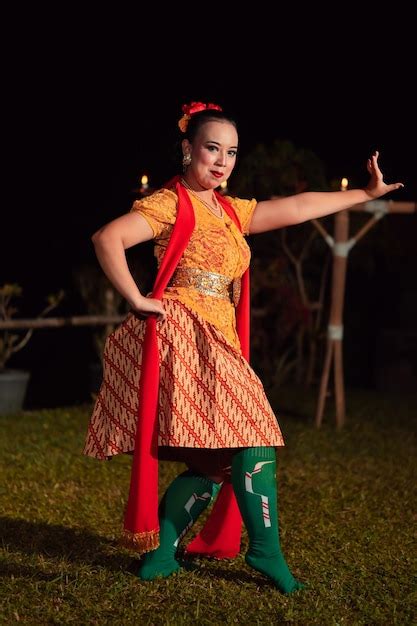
137, 553, 180, 580
231, 448, 307, 594
136, 470, 218, 580
245, 552, 306, 593
136, 553, 199, 581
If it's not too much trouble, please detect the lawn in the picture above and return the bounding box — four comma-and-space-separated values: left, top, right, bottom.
0, 388, 416, 625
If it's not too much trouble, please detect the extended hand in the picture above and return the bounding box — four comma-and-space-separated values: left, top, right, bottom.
365, 151, 404, 199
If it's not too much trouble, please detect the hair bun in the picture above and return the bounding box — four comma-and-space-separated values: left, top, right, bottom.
178, 101, 223, 133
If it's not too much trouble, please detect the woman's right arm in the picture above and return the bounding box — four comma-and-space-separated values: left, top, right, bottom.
91, 213, 166, 320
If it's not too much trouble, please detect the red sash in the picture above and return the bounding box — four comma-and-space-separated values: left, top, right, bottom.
122, 177, 249, 557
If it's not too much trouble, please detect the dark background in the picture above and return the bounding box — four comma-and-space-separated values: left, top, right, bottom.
3, 15, 416, 406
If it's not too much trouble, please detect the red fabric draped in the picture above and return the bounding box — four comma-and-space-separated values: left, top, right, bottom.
122, 177, 249, 557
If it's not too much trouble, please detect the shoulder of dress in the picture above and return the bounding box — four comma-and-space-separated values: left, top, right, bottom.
223, 194, 257, 207
223, 194, 243, 204
223, 194, 254, 202
156, 187, 179, 200
132, 187, 178, 209
149, 187, 178, 202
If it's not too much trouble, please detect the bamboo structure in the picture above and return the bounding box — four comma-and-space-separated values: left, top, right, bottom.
312, 198, 416, 429
0, 315, 125, 330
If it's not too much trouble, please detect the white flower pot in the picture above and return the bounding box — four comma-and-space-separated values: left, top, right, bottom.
0, 369, 30, 414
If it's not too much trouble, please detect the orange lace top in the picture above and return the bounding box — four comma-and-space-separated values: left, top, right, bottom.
130, 188, 257, 350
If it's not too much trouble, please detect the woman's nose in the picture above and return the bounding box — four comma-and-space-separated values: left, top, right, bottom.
216, 150, 227, 166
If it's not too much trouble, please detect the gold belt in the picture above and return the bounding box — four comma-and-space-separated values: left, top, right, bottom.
167, 267, 241, 307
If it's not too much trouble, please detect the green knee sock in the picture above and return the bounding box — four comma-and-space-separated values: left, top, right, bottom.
231, 447, 306, 594
138, 470, 220, 581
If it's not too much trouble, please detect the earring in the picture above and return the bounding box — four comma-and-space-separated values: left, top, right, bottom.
182, 153, 191, 171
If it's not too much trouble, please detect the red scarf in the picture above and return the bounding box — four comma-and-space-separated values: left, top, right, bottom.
122, 177, 249, 557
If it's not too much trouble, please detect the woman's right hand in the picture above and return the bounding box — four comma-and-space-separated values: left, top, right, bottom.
131, 294, 166, 322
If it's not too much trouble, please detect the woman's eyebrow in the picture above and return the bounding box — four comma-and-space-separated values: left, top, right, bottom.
205, 140, 239, 149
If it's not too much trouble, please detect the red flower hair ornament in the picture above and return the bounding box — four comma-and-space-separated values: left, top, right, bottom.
178, 101, 223, 133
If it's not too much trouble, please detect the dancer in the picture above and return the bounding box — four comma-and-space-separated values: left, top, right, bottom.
83, 101, 403, 593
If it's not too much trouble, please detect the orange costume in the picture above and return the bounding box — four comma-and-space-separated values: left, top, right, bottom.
83, 186, 284, 459
83, 179, 289, 560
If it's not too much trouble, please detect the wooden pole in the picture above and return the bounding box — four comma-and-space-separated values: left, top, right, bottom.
314, 198, 415, 428
315, 208, 350, 428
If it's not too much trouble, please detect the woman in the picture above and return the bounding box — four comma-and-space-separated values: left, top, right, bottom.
83, 102, 403, 593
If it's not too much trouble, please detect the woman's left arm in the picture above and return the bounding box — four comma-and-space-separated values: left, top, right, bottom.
248, 152, 404, 234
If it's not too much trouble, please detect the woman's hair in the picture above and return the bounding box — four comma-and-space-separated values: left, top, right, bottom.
183, 109, 237, 144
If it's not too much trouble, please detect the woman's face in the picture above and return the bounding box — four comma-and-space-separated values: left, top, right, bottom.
183, 120, 238, 190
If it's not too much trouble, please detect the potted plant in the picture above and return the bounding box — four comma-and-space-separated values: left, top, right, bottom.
0, 283, 64, 414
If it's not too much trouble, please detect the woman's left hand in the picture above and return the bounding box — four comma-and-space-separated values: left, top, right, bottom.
365, 151, 404, 199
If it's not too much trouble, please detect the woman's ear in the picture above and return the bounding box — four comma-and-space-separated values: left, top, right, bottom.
182, 138, 191, 156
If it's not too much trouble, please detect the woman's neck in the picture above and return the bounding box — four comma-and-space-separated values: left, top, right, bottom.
180, 176, 223, 218
181, 175, 213, 199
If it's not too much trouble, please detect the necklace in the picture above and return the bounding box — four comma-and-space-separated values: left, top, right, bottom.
180, 178, 223, 219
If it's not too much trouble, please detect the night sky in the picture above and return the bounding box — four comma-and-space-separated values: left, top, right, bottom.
5, 65, 415, 286
3, 18, 416, 405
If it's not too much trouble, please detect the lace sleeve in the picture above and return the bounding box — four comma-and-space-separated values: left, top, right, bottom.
225, 196, 257, 235
130, 189, 178, 239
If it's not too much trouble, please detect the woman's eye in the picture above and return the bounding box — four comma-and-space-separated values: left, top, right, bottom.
206, 146, 237, 157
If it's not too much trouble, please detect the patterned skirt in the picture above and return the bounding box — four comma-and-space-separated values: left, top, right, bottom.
83, 298, 285, 460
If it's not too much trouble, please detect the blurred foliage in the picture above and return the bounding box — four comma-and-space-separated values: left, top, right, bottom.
230, 140, 331, 388
73, 266, 129, 363
0, 283, 64, 370
73, 245, 157, 365
231, 139, 329, 200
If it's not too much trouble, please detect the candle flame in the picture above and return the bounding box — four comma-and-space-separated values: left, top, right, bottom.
220, 180, 228, 190
141, 175, 149, 186
341, 177, 348, 190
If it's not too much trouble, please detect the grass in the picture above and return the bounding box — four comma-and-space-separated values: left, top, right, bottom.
0, 387, 416, 625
